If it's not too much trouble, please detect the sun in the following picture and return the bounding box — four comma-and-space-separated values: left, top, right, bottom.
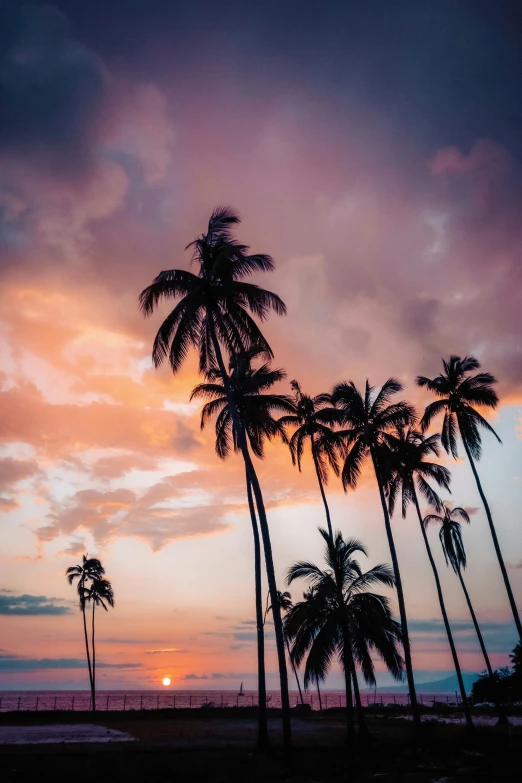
162, 677, 171, 687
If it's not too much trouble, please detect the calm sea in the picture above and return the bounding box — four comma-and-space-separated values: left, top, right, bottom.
0, 689, 458, 713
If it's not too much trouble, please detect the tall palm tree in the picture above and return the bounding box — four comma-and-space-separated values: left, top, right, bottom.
191, 347, 293, 748
423, 504, 499, 698
278, 381, 342, 540
265, 590, 305, 706
87, 578, 114, 711
417, 356, 521, 642
140, 208, 292, 755
386, 428, 473, 729
285, 529, 403, 744
330, 379, 421, 731
65, 555, 104, 710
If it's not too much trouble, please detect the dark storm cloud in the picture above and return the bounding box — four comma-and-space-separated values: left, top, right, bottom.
0, 0, 106, 169
0, 592, 72, 615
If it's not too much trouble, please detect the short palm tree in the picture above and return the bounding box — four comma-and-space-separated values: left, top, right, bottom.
386, 428, 473, 729
65, 555, 105, 710
330, 379, 421, 731
278, 381, 342, 540
191, 347, 293, 748
417, 356, 521, 642
140, 208, 292, 755
285, 529, 403, 744
86, 578, 114, 711
423, 504, 499, 698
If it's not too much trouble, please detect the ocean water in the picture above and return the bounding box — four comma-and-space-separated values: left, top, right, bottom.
0, 689, 458, 713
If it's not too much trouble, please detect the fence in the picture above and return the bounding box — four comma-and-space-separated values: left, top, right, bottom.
0, 691, 461, 714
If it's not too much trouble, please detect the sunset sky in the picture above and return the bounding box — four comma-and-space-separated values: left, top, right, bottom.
1, 0, 521, 692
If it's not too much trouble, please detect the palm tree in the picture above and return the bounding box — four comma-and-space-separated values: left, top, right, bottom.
139, 208, 291, 755
417, 356, 521, 642
191, 347, 293, 748
65, 555, 105, 710
386, 428, 473, 729
285, 529, 403, 745
330, 379, 421, 731
423, 504, 501, 705
86, 578, 114, 711
278, 381, 342, 540
265, 590, 305, 706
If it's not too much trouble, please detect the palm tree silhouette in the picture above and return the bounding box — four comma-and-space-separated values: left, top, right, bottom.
417, 356, 521, 642
191, 347, 293, 747
264, 590, 305, 706
386, 428, 473, 729
86, 578, 114, 712
278, 381, 342, 540
140, 208, 291, 754
285, 529, 403, 744
330, 379, 421, 732
65, 555, 104, 710
423, 503, 503, 717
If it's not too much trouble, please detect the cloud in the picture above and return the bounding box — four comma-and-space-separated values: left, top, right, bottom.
0, 593, 72, 616
0, 656, 142, 671
145, 648, 186, 655
408, 618, 518, 653
182, 673, 208, 680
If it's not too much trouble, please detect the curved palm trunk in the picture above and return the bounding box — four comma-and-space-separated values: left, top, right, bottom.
210, 333, 291, 760
412, 492, 473, 730
91, 601, 96, 712
369, 445, 421, 735
245, 475, 269, 750
311, 434, 333, 541
459, 430, 522, 644
457, 567, 507, 723
285, 637, 305, 705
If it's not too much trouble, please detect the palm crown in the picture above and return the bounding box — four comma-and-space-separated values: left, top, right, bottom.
278, 381, 342, 484
139, 207, 286, 373
386, 428, 451, 517
285, 529, 403, 688
330, 379, 417, 489
417, 355, 501, 459
423, 503, 470, 574
190, 347, 294, 458
87, 578, 115, 611
66, 556, 105, 608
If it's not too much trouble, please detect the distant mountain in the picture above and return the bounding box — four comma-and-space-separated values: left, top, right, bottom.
368, 673, 479, 694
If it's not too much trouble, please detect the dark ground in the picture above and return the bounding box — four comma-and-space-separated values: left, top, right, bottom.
1, 708, 521, 781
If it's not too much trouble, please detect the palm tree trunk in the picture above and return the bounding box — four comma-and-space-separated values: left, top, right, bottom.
350, 667, 369, 737
369, 445, 421, 735
459, 431, 522, 643
91, 601, 96, 712
457, 567, 507, 723
316, 679, 323, 711
80, 581, 94, 711
412, 492, 473, 730
210, 333, 291, 760
246, 474, 269, 750
311, 434, 333, 541
285, 636, 304, 705
342, 641, 356, 747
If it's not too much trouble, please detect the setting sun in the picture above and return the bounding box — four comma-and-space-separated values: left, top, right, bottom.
162, 677, 171, 687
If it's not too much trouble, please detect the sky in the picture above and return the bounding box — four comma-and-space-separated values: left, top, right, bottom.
0, 0, 521, 692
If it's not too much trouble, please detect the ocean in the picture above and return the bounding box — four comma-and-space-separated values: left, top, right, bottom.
0, 689, 459, 713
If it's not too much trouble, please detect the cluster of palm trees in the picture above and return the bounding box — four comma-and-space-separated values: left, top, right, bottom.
139, 207, 520, 752
66, 555, 114, 711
